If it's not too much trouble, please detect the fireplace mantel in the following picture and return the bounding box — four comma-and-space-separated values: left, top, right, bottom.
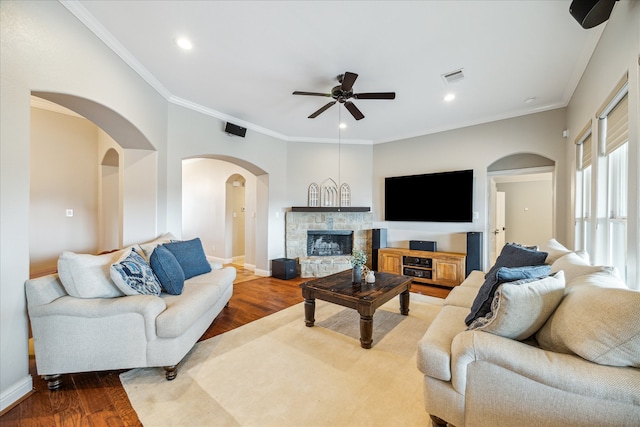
291, 207, 370, 212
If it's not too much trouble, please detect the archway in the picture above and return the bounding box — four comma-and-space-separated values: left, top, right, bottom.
487, 153, 556, 263
226, 174, 246, 264
29, 93, 156, 273
182, 156, 268, 274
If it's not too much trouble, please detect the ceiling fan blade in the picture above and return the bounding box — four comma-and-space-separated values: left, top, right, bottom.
308, 101, 337, 118
344, 101, 364, 120
293, 91, 332, 97
340, 72, 358, 92
353, 92, 396, 100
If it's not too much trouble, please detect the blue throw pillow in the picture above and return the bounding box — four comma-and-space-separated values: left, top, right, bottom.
162, 238, 212, 280
465, 243, 549, 326
150, 245, 185, 295
110, 247, 162, 296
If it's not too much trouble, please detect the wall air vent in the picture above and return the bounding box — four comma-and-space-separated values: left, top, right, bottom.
442, 69, 465, 85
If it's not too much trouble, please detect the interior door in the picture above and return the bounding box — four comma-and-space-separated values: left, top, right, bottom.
493, 191, 506, 263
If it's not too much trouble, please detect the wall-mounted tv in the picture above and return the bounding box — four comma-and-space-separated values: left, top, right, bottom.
385, 169, 473, 222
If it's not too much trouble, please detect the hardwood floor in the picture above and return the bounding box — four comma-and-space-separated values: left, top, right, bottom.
0, 266, 449, 426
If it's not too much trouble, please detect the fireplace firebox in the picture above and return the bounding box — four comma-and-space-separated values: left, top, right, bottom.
307, 230, 353, 256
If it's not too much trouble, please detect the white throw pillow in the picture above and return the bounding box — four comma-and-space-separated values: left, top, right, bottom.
550, 252, 616, 284
536, 282, 640, 367
467, 272, 565, 341
139, 232, 177, 259
540, 238, 572, 264
57, 250, 127, 298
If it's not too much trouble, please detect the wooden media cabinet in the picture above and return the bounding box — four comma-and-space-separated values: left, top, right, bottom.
377, 248, 466, 288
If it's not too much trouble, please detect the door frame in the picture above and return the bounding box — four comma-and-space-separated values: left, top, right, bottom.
487, 165, 556, 263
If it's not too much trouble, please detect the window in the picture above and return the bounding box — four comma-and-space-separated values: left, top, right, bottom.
599, 90, 629, 279
574, 129, 592, 252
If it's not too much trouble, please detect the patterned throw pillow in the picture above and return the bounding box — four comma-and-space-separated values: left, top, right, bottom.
110, 247, 161, 296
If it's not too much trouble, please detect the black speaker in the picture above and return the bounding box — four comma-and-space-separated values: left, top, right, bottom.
225, 122, 246, 137
466, 232, 483, 277
371, 228, 387, 271
272, 258, 296, 280
410, 240, 436, 252
569, 0, 617, 29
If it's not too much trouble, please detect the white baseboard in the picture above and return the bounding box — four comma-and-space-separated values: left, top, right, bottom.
0, 375, 33, 413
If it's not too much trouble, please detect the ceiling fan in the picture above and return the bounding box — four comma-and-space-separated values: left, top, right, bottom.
293, 72, 395, 120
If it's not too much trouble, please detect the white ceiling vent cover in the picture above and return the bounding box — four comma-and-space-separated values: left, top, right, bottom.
442, 69, 465, 84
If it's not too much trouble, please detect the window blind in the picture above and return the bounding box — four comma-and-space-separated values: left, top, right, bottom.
604, 92, 628, 155
581, 133, 592, 169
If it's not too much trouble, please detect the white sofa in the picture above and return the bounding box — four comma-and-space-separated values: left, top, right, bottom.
26, 234, 236, 389
417, 240, 640, 427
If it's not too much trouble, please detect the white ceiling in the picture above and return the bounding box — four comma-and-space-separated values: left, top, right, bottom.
64, 0, 606, 144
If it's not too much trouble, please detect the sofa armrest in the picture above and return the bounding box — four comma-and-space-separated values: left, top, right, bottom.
417, 305, 469, 381
451, 330, 640, 405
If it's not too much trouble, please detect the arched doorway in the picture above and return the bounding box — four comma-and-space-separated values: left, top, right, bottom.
182, 157, 267, 273
226, 174, 246, 264
29, 92, 155, 274
487, 153, 555, 263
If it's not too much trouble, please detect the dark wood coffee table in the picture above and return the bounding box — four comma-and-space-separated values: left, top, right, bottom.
300, 269, 412, 349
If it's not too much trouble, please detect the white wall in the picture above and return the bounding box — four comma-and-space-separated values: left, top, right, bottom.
372, 109, 568, 259
497, 180, 553, 245
29, 107, 100, 276
286, 141, 374, 207
1, 1, 167, 410
165, 103, 289, 273
182, 159, 256, 265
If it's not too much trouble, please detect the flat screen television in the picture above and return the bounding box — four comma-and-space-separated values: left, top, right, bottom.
385, 169, 473, 222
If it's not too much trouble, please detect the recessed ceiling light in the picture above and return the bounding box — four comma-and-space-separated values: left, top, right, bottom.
444, 93, 455, 102
525, 97, 536, 104
339, 123, 347, 129
175, 37, 193, 50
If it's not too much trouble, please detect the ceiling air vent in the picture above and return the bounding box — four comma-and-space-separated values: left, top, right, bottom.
442, 69, 465, 84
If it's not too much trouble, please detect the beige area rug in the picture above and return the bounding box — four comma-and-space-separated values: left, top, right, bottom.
120, 293, 443, 427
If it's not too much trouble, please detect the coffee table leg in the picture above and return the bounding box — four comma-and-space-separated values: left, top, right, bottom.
304, 298, 316, 327
399, 290, 410, 315
359, 314, 373, 349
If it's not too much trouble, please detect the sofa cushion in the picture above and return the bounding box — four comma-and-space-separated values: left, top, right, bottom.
110, 247, 162, 296
150, 245, 186, 295
465, 247, 550, 327
467, 271, 565, 340
550, 252, 618, 284
162, 238, 212, 280
444, 286, 480, 308
58, 249, 127, 298
536, 281, 640, 368
156, 267, 236, 338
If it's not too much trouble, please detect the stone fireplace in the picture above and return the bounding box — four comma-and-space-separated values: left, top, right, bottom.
286, 209, 373, 277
